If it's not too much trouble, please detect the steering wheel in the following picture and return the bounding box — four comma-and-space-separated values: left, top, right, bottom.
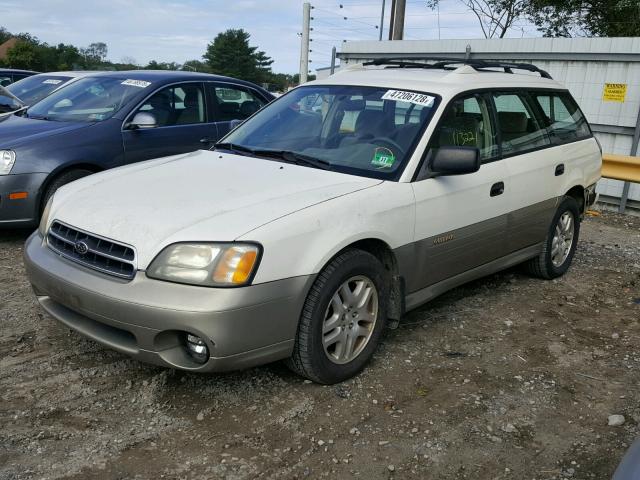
373, 137, 405, 159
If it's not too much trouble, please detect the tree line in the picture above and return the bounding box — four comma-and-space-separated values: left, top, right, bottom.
0, 27, 310, 91
425, 0, 640, 39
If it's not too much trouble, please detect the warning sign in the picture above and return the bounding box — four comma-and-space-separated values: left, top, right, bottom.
603, 83, 627, 103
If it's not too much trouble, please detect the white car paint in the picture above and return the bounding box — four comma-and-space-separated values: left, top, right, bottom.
44, 64, 601, 286
49, 150, 382, 269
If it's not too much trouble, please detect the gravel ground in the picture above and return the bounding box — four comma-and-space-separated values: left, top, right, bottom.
1, 211, 639, 480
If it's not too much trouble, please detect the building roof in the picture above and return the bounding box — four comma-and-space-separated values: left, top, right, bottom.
0, 37, 18, 60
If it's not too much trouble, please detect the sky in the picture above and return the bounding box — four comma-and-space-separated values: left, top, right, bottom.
0, 0, 541, 74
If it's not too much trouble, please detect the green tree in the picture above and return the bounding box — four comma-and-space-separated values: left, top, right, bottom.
182, 59, 210, 72
530, 0, 640, 37
203, 29, 273, 83
0, 26, 12, 44
81, 42, 108, 68
144, 60, 181, 70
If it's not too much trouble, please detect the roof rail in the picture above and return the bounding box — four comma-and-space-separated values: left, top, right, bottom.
362, 57, 553, 80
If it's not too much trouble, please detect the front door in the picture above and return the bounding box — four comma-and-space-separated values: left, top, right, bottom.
408, 93, 510, 293
122, 82, 218, 164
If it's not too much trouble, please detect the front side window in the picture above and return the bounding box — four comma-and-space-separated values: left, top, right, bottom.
493, 92, 550, 155
429, 94, 498, 161
6, 75, 72, 105
136, 83, 206, 127
534, 93, 590, 144
220, 85, 439, 180
214, 85, 266, 121
26, 76, 150, 122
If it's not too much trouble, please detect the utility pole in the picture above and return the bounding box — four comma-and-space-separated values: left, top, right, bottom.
299, 2, 311, 84
330, 46, 337, 75
378, 0, 386, 41
388, 0, 406, 40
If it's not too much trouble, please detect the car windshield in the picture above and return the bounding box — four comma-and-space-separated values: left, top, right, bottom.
220, 85, 439, 179
26, 76, 150, 122
6, 75, 72, 105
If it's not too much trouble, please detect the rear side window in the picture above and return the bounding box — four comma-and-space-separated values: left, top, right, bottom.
213, 85, 266, 121
493, 93, 550, 155
534, 93, 591, 144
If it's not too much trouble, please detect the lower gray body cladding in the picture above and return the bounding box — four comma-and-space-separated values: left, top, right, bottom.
24, 232, 314, 372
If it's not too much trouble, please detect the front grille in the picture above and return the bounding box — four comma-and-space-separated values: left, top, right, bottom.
47, 221, 136, 279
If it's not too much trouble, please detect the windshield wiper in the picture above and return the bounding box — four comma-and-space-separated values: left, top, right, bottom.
245, 148, 332, 171
214, 143, 332, 171
214, 142, 257, 155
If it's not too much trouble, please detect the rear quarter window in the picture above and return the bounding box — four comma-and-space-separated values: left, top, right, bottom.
534, 92, 591, 145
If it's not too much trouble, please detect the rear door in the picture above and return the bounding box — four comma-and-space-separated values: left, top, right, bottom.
207, 83, 268, 138
491, 91, 559, 253
408, 93, 510, 292
122, 82, 217, 164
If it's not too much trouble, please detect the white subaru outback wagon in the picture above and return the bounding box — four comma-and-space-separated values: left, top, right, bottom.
25, 59, 601, 384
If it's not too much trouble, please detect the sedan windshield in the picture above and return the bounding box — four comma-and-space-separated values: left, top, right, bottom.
220, 85, 439, 179
26, 76, 149, 122
6, 75, 72, 105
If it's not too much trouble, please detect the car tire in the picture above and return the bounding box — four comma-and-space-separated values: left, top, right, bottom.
287, 249, 388, 384
524, 196, 581, 280
41, 169, 93, 212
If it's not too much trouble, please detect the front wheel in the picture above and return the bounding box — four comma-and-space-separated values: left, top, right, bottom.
524, 196, 581, 279
287, 249, 388, 384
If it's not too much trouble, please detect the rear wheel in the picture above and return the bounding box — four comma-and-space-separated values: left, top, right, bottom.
41, 169, 93, 212
287, 249, 388, 384
524, 196, 580, 279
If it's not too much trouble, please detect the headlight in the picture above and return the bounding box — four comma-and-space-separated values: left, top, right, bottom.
0, 150, 15, 175
38, 195, 54, 236
146, 243, 261, 287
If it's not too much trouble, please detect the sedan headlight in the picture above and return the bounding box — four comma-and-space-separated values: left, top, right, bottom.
0, 150, 15, 175
147, 243, 261, 287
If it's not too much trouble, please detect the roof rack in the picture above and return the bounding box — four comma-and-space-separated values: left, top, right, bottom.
362, 57, 553, 80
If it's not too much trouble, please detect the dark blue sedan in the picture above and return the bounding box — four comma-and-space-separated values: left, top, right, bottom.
0, 71, 273, 227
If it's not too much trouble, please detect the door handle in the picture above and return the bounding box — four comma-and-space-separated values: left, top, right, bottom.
490, 182, 505, 197
200, 137, 212, 144
555, 163, 565, 176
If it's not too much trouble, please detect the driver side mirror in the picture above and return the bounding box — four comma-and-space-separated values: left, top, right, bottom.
129, 112, 158, 130
429, 146, 480, 176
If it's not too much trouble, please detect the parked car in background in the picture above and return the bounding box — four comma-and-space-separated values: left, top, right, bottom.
0, 70, 273, 227
24, 60, 600, 383
0, 68, 38, 87
5, 71, 95, 107
0, 85, 23, 115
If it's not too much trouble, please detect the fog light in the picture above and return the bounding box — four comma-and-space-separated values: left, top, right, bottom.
185, 333, 209, 364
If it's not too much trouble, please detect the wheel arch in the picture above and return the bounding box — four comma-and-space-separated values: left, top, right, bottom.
322, 237, 405, 321
38, 162, 104, 211
564, 184, 586, 214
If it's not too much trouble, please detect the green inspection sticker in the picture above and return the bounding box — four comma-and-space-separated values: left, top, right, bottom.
371, 147, 396, 168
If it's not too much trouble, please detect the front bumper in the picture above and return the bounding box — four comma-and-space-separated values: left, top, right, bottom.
24, 232, 314, 372
0, 172, 47, 227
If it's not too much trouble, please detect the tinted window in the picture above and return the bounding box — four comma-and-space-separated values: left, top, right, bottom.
430, 94, 498, 161
6, 75, 71, 105
214, 85, 265, 121
137, 83, 206, 127
0, 75, 11, 87
27, 76, 149, 122
221, 85, 439, 180
493, 93, 550, 155
534, 93, 590, 144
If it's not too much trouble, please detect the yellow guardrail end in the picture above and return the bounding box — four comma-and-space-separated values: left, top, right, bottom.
601, 153, 640, 183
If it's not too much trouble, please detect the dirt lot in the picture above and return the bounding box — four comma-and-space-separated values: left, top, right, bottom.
1, 211, 639, 480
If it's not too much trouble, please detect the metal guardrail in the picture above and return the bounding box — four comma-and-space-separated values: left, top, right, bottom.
602, 154, 640, 183
601, 154, 640, 213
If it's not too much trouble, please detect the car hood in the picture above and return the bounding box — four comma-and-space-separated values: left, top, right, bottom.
51, 150, 382, 268
0, 114, 89, 148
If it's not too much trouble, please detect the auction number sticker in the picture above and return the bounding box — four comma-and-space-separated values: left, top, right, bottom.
42, 79, 63, 85
382, 90, 435, 107
121, 79, 152, 88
